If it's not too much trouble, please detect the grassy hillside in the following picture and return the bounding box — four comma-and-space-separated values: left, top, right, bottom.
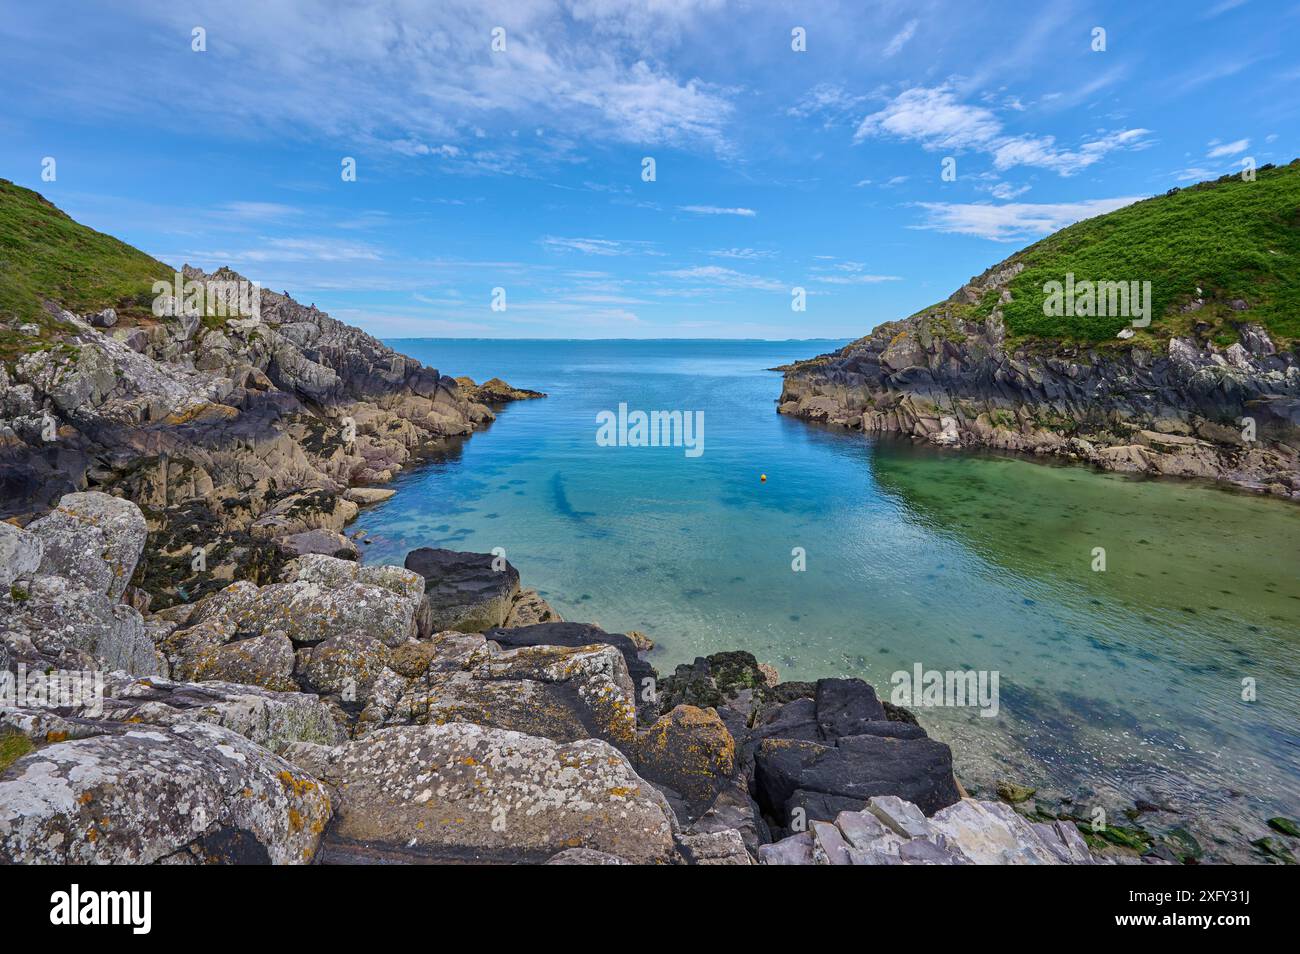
949, 160, 1300, 345
0, 177, 172, 360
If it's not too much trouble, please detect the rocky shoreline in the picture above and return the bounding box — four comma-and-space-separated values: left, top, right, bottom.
0, 268, 1119, 864
776, 263, 1300, 500
2, 489, 1108, 864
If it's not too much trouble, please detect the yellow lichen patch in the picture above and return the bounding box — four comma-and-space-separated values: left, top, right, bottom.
287, 808, 303, 832
45, 730, 69, 743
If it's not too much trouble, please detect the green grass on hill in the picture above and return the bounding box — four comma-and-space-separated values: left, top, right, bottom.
995, 161, 1300, 343
0, 177, 173, 361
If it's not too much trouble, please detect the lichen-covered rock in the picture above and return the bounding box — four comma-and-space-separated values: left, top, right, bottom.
296, 631, 393, 698
390, 642, 638, 749
169, 556, 423, 656
405, 547, 521, 633
636, 705, 736, 809
502, 587, 561, 627
0, 521, 43, 590
1, 573, 165, 676
90, 675, 346, 752
0, 719, 330, 864
26, 491, 146, 601
676, 828, 752, 865
175, 631, 296, 692
307, 723, 677, 864
485, 621, 658, 722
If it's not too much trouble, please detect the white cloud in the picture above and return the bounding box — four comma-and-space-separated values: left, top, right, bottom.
911, 197, 1144, 241
678, 205, 757, 216
33, 2, 738, 160
855, 85, 1151, 176
1207, 138, 1250, 158
989, 182, 1030, 200
855, 86, 1001, 150
883, 19, 919, 57
181, 237, 384, 264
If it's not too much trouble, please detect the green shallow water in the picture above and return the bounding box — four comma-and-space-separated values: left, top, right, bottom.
352, 338, 1300, 860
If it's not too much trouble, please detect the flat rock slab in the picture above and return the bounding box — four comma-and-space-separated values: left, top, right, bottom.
310, 723, 677, 864
485, 622, 656, 720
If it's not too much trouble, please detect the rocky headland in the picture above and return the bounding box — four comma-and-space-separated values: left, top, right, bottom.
779, 163, 1300, 499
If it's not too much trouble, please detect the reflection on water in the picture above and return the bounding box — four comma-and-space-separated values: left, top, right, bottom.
355, 338, 1300, 861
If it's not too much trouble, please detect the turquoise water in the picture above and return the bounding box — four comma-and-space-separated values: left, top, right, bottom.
355, 338, 1300, 859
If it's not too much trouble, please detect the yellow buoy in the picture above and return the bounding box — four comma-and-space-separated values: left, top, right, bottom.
760, 474, 767, 482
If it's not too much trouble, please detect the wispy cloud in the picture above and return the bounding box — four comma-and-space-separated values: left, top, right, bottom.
883, 19, 919, 57
540, 236, 658, 256
911, 197, 1143, 241
678, 205, 757, 217
708, 247, 775, 260
1207, 137, 1250, 157
659, 265, 784, 290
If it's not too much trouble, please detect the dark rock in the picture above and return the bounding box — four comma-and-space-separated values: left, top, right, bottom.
814, 677, 886, 738
405, 547, 520, 633
755, 733, 961, 827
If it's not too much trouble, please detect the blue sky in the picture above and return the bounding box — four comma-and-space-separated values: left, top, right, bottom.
2, 0, 1297, 339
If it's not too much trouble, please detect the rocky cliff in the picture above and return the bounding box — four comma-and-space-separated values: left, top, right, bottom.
779, 163, 1300, 498
0, 260, 522, 605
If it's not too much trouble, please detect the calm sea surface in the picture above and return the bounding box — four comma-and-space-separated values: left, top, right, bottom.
354, 338, 1300, 859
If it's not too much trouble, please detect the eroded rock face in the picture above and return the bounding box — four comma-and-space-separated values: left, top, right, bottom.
305, 723, 677, 864
0, 719, 330, 864
405, 547, 520, 633
0, 267, 511, 607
